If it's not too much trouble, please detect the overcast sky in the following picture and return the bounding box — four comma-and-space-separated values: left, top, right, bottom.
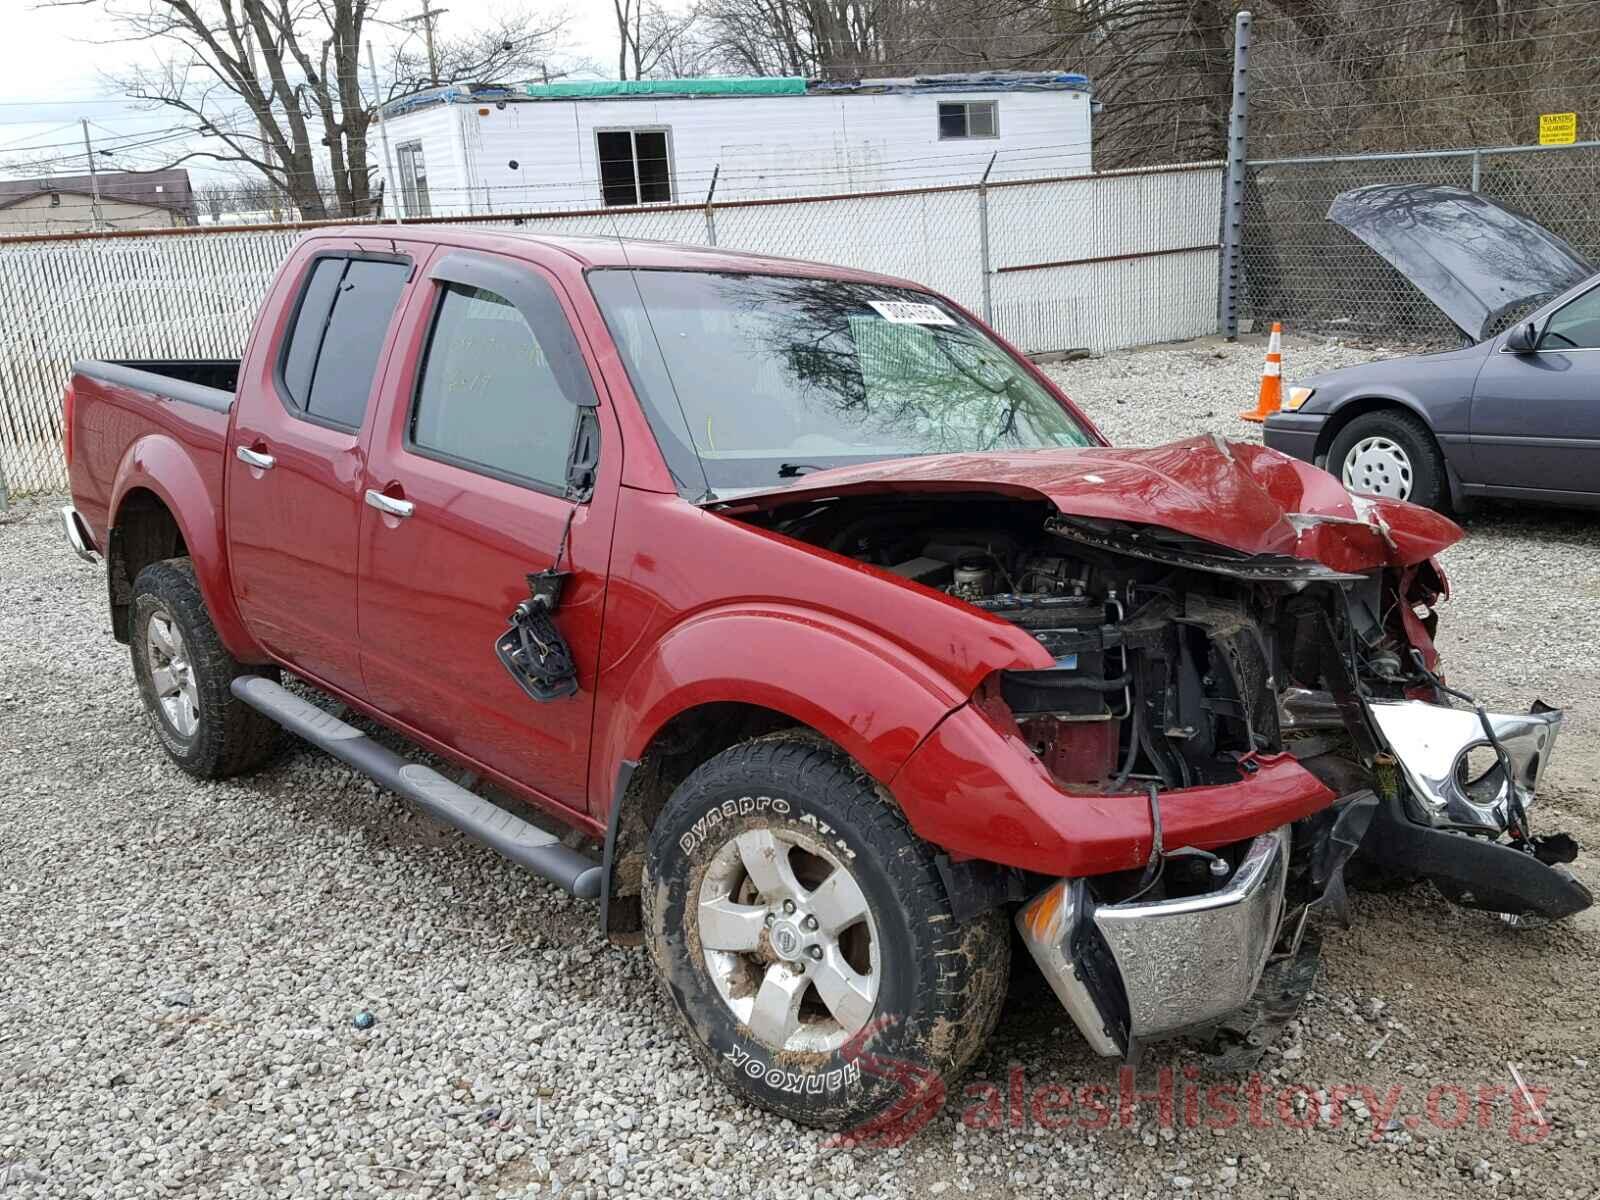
0, 1, 625, 184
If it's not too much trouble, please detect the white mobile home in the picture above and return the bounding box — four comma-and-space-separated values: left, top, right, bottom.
373, 73, 1094, 217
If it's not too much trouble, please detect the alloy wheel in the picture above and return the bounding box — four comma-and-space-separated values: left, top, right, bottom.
145, 610, 200, 739
696, 825, 880, 1054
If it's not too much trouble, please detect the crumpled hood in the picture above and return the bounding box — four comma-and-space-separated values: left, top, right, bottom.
717, 435, 1462, 572
1327, 184, 1593, 341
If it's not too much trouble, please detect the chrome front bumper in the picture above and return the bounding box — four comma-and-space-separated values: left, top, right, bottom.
1017, 826, 1291, 1056
59, 505, 97, 562
1367, 699, 1562, 835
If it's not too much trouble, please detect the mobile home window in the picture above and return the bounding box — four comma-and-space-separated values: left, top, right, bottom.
396, 140, 431, 217
596, 129, 673, 207
937, 101, 998, 140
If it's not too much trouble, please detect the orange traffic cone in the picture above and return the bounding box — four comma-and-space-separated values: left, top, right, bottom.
1240, 322, 1283, 423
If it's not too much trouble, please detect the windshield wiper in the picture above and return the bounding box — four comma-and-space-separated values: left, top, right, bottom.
778, 462, 824, 478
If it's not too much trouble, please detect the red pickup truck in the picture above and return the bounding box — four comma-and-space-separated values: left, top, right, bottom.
62, 227, 1589, 1131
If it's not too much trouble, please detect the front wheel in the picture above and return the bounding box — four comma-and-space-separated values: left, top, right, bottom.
642, 736, 1009, 1133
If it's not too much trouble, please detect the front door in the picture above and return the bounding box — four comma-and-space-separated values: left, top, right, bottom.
357, 249, 613, 815
226, 242, 417, 695
1471, 282, 1600, 497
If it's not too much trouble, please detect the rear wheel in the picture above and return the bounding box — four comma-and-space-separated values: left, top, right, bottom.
642, 736, 1009, 1133
1327, 409, 1447, 510
130, 558, 281, 779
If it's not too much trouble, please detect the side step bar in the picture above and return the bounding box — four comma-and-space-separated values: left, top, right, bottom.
231, 676, 602, 899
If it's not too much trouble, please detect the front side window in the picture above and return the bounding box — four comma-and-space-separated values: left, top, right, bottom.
278, 255, 410, 429
1539, 285, 1600, 350
938, 101, 998, 139
409, 283, 579, 491
589, 270, 1093, 495
596, 129, 673, 207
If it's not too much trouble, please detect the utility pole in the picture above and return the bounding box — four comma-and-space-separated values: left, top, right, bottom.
402, 0, 447, 87
368, 41, 402, 222
80, 119, 106, 231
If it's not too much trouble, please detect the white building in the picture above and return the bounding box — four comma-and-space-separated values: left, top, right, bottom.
373, 73, 1094, 218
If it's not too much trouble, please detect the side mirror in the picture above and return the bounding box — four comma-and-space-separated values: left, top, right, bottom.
1505, 321, 1541, 354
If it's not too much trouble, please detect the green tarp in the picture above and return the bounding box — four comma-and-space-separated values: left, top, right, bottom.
521, 77, 806, 100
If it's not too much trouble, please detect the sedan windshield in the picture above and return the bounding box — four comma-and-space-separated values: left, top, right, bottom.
588, 269, 1095, 496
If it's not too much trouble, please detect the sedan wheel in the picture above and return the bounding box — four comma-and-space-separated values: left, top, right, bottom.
1342, 435, 1414, 500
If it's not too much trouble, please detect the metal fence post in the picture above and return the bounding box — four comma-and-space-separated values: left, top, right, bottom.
977, 152, 998, 323
1218, 9, 1251, 339
1470, 150, 1482, 192
704, 165, 720, 246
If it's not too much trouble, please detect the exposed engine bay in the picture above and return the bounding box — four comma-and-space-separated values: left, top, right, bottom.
733, 490, 1591, 1062
749, 493, 1444, 795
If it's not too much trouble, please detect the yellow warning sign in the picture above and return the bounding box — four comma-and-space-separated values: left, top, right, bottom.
1540, 112, 1578, 145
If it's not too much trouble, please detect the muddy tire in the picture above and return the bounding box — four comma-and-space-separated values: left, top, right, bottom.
130, 558, 281, 780
642, 735, 1009, 1133
1327, 409, 1447, 511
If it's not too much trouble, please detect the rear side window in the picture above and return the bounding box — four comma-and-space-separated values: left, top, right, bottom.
278, 255, 410, 429
409, 283, 579, 491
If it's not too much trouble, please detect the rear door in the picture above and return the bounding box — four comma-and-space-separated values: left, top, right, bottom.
1471, 281, 1600, 497
356, 247, 614, 815
227, 241, 421, 695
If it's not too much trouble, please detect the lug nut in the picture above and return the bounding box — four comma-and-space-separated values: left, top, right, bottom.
783, 899, 796, 915
807, 945, 823, 961
801, 915, 818, 931
764, 913, 775, 926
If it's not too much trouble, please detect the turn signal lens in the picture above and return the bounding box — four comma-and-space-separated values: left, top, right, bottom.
1283, 385, 1315, 411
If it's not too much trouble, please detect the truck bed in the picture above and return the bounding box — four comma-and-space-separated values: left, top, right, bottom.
67, 358, 236, 549
75, 358, 240, 413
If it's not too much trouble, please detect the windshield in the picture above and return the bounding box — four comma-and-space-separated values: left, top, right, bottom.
588, 269, 1095, 495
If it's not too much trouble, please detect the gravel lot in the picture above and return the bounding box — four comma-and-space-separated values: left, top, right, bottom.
2, 333, 1597, 1199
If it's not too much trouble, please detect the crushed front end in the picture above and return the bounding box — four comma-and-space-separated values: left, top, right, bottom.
990, 514, 1592, 1063
733, 472, 1591, 1065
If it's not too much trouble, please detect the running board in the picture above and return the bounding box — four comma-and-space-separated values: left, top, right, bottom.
231, 676, 602, 899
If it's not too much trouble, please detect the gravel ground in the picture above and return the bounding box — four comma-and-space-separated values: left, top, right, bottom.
2, 333, 1597, 1200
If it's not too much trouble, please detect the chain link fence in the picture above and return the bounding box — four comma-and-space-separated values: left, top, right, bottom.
1239, 142, 1600, 344
0, 161, 1221, 497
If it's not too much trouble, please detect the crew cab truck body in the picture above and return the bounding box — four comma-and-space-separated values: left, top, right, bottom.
63, 227, 1591, 1131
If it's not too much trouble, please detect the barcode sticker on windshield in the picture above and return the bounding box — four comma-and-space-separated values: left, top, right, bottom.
868, 300, 957, 326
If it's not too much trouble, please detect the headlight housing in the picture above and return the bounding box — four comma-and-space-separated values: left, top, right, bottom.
1283, 385, 1316, 411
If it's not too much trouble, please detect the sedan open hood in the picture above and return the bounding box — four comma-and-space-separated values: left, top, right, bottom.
1327, 184, 1593, 341
714, 435, 1462, 573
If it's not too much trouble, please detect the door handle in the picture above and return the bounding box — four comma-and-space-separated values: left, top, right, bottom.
235, 445, 275, 471
365, 488, 414, 519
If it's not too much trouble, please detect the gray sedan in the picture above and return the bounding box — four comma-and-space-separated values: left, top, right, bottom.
1263, 185, 1600, 511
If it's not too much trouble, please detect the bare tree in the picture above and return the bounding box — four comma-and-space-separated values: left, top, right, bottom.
55, 1, 568, 221
612, 0, 704, 79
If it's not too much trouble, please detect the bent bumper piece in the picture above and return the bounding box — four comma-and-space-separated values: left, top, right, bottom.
60, 505, 98, 562
893, 701, 1335, 877
1016, 826, 1291, 1056
1368, 699, 1562, 835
